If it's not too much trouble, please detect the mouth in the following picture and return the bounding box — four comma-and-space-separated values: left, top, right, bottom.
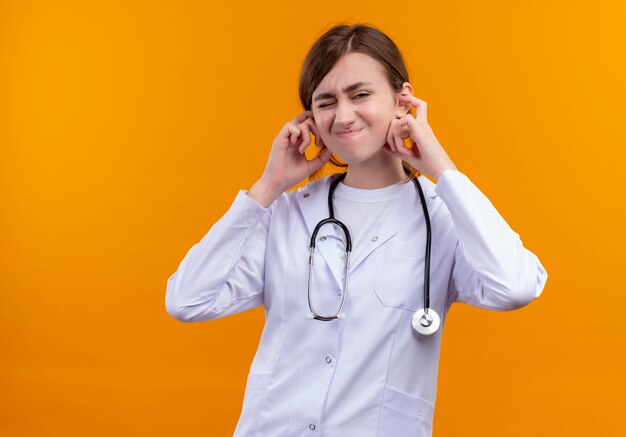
336, 128, 363, 139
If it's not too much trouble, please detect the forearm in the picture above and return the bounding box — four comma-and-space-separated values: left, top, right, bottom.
436, 170, 548, 310
165, 191, 270, 321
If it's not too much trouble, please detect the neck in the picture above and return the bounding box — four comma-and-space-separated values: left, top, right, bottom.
342, 153, 407, 189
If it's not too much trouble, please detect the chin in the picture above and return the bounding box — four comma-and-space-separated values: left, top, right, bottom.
329, 145, 386, 166
325, 133, 380, 160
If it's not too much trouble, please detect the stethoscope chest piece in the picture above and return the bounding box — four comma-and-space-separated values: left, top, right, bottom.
412, 308, 441, 335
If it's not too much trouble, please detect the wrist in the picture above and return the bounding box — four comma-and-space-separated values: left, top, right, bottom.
247, 178, 284, 208
431, 164, 458, 182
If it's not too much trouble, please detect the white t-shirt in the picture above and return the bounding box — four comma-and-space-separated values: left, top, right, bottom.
331, 179, 412, 267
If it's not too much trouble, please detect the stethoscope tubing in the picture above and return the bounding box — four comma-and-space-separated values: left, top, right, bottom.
306, 171, 436, 332
413, 174, 432, 313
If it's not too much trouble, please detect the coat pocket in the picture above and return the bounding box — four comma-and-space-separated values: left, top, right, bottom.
374, 240, 424, 311
233, 372, 272, 436
378, 385, 435, 437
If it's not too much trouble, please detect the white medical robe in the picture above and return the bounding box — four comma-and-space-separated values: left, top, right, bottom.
165, 169, 548, 436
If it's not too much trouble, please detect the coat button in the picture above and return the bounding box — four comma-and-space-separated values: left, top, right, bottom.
372, 236, 378, 242
325, 355, 332, 363
309, 423, 316, 430
319, 236, 326, 241
336, 289, 342, 296
303, 193, 310, 198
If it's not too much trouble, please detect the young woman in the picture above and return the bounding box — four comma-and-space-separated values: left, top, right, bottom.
166, 23, 548, 437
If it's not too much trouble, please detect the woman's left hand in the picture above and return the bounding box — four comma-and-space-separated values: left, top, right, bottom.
383, 95, 457, 181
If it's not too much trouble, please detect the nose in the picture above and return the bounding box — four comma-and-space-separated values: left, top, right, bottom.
333, 100, 356, 129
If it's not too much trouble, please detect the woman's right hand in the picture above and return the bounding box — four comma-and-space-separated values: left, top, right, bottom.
248, 111, 332, 207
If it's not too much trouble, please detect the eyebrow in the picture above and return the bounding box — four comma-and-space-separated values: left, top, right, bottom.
313, 82, 372, 102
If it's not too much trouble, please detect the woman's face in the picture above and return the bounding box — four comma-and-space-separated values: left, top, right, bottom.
311, 52, 408, 165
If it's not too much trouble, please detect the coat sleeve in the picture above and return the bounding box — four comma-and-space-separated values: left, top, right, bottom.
435, 170, 548, 311
165, 190, 273, 322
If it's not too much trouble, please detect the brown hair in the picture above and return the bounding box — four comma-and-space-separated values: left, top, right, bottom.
298, 23, 420, 181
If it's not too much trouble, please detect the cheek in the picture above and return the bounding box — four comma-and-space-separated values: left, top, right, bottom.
361, 105, 392, 127
364, 109, 393, 133
313, 113, 333, 136
313, 111, 330, 124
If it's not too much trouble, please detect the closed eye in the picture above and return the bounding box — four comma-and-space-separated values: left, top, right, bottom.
317, 92, 370, 109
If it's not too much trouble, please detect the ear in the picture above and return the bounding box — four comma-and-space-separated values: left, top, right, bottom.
395, 81, 414, 118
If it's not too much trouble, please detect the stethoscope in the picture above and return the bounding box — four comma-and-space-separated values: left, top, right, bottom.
305, 172, 441, 335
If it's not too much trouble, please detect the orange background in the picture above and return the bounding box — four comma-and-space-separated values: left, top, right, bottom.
1, 1, 624, 435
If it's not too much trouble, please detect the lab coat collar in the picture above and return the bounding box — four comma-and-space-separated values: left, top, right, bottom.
295, 173, 437, 290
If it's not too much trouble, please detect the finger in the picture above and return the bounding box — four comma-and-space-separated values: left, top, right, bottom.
279, 123, 296, 145
397, 117, 411, 139
288, 124, 302, 144
292, 110, 313, 125
400, 113, 420, 142
310, 119, 325, 148
314, 133, 325, 148
298, 121, 312, 154
304, 118, 323, 148
393, 124, 404, 152
387, 119, 397, 152
399, 115, 423, 158
289, 110, 313, 144
410, 139, 422, 159
308, 146, 332, 174
399, 95, 427, 124
294, 125, 304, 141
303, 118, 324, 148
414, 99, 427, 124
